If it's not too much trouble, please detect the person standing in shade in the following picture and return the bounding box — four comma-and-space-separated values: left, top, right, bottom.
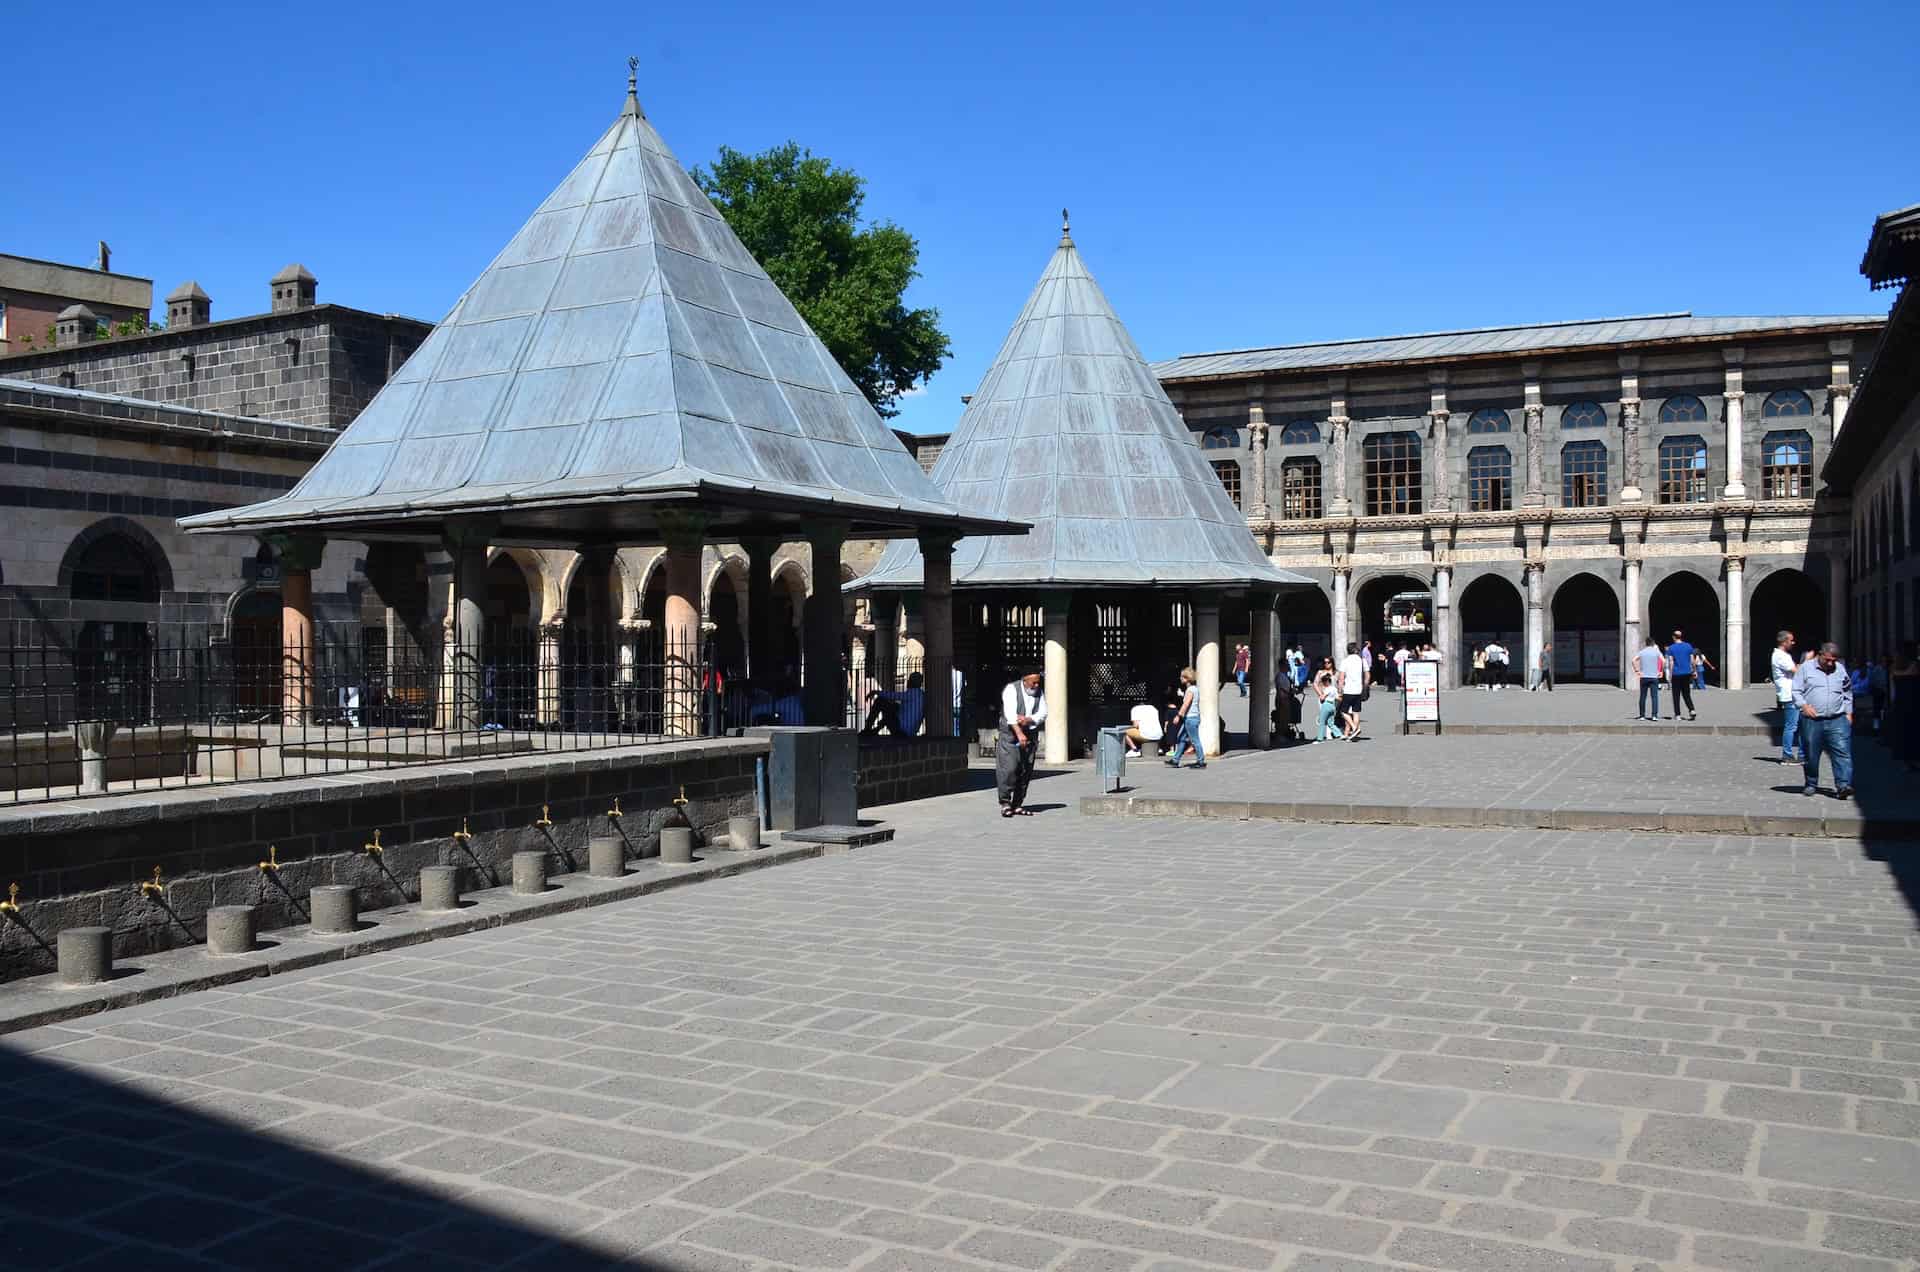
996, 671, 1047, 817
1165, 667, 1205, 769
1532, 641, 1554, 692
1232, 642, 1251, 697
1792, 642, 1854, 799
1770, 630, 1799, 762
1484, 639, 1509, 691
1392, 643, 1410, 692
1665, 630, 1698, 720
1635, 638, 1667, 720
1311, 656, 1339, 742
1338, 642, 1369, 740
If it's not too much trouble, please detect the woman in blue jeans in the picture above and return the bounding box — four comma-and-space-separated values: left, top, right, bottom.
1165, 667, 1206, 768
1311, 657, 1339, 742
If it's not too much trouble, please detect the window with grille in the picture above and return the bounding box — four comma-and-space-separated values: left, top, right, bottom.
1760, 430, 1811, 499
1202, 427, 1240, 450
1659, 395, 1707, 424
1364, 432, 1422, 515
1211, 460, 1242, 508
1762, 389, 1814, 419
1561, 440, 1608, 507
1560, 401, 1607, 429
1281, 457, 1322, 519
1658, 434, 1710, 503
1466, 408, 1511, 433
1280, 420, 1321, 445
1466, 445, 1512, 512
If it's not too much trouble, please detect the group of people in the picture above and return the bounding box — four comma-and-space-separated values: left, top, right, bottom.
1630, 629, 1716, 721
1765, 629, 1920, 799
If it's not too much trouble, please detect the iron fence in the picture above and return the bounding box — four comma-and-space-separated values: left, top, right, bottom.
847, 655, 963, 738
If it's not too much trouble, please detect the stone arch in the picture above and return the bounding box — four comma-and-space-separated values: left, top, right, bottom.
706, 552, 750, 677
1458, 572, 1525, 681
1646, 568, 1721, 672
1350, 569, 1432, 658
1747, 565, 1825, 683
1548, 570, 1622, 684
704, 552, 750, 612
58, 516, 174, 596
486, 545, 555, 625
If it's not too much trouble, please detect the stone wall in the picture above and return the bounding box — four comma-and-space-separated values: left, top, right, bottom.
0, 737, 766, 979
857, 736, 969, 806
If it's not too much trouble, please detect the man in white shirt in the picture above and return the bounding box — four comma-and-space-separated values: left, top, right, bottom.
1338, 642, 1369, 740
1770, 629, 1799, 763
997, 672, 1047, 817
1123, 702, 1162, 757
1484, 640, 1509, 690
1391, 644, 1410, 692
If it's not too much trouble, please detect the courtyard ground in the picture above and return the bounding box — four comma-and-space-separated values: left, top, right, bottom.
4, 739, 1918, 1272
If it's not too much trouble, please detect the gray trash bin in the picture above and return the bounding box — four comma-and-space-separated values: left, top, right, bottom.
1095, 725, 1129, 793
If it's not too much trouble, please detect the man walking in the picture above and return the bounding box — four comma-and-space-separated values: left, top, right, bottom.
1770, 630, 1799, 763
1484, 639, 1509, 690
1232, 642, 1251, 697
1666, 629, 1698, 720
1532, 641, 1555, 692
1792, 642, 1854, 799
996, 670, 1047, 817
1634, 637, 1666, 720
1338, 641, 1369, 740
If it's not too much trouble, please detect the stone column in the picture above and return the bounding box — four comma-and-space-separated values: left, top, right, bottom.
1249, 594, 1274, 749
744, 536, 778, 683
1193, 596, 1223, 758
444, 520, 493, 731
536, 620, 563, 726
1725, 554, 1746, 690
803, 520, 848, 729
1524, 561, 1546, 688
1829, 338, 1854, 441
1433, 564, 1455, 688
1042, 594, 1070, 764
1428, 370, 1452, 514
1623, 556, 1643, 689
1828, 552, 1848, 650
616, 618, 647, 731
1722, 349, 1748, 500
1522, 363, 1546, 508
1247, 402, 1271, 521
1331, 568, 1350, 656
659, 511, 707, 737
1328, 377, 1353, 517
919, 531, 959, 738
1619, 356, 1644, 504
269, 534, 324, 725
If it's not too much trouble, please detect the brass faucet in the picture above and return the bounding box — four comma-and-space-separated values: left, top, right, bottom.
364, 829, 384, 857
535, 804, 554, 830
453, 818, 472, 845
672, 786, 689, 810
258, 845, 280, 874
0, 883, 19, 915
140, 866, 166, 899
607, 797, 624, 822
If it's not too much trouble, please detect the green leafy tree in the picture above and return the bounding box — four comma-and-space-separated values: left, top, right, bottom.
695, 143, 948, 418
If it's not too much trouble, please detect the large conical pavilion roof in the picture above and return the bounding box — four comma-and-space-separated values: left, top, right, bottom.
180, 85, 1021, 546
855, 225, 1309, 590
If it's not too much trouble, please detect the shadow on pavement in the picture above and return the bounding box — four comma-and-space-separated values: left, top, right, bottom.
0, 1040, 675, 1270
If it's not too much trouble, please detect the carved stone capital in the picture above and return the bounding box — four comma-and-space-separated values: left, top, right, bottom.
1328, 415, 1351, 432
538, 618, 566, 640
1723, 390, 1746, 403
1828, 382, 1852, 400
1619, 397, 1642, 420
1524, 404, 1544, 430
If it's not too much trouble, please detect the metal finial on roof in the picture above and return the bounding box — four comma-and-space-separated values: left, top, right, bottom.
625, 56, 643, 118
1060, 208, 1072, 246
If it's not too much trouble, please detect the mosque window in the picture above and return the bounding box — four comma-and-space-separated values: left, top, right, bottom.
1466, 408, 1511, 434
1280, 420, 1321, 445
1659, 395, 1707, 424
1658, 435, 1711, 503
1202, 427, 1240, 450
1211, 460, 1242, 508
1762, 389, 1814, 419
1363, 432, 1422, 515
1281, 457, 1322, 520
1761, 430, 1812, 499
1561, 440, 1608, 507
1467, 446, 1513, 512
1560, 401, 1607, 430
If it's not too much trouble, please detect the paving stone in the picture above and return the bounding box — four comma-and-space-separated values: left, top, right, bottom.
1561, 1216, 1682, 1261
1510, 1174, 1643, 1217
679, 1214, 872, 1267
937, 1161, 1105, 1207
1449, 1201, 1557, 1240
1094, 1184, 1220, 1226
1150, 1063, 1321, 1118
1692, 1233, 1901, 1271
1626, 1113, 1756, 1173
1822, 1215, 1920, 1262
845, 1208, 968, 1249
956, 1229, 1066, 1269
1000, 1047, 1186, 1100
1208, 1202, 1391, 1255
740, 1188, 863, 1229
1572, 1071, 1711, 1113
1384, 1226, 1612, 1272
1721, 1085, 1849, 1128
1758, 1127, 1920, 1201
1647, 1192, 1809, 1240
1456, 1095, 1625, 1157
1290, 1078, 1467, 1136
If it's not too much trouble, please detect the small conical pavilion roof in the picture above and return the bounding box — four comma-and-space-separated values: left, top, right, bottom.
180, 84, 1021, 547
856, 224, 1309, 590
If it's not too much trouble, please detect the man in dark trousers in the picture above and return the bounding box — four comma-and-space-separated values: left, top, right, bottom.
1666, 629, 1698, 720
996, 671, 1047, 818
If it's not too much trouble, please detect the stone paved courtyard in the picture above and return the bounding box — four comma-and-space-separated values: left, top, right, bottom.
5, 773, 1919, 1271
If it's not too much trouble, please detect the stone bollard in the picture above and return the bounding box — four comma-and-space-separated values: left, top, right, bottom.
310, 886, 357, 935
588, 837, 626, 878
512, 851, 549, 896
72, 720, 118, 796
58, 926, 113, 986
206, 905, 257, 956
728, 814, 762, 851
660, 826, 695, 866
419, 866, 461, 912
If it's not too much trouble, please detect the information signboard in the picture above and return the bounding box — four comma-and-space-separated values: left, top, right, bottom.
1403, 659, 1440, 730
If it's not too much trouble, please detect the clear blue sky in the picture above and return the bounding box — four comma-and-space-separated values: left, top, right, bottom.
9, 1, 1915, 435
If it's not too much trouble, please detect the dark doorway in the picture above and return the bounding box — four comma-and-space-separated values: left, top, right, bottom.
483, 555, 535, 727
1647, 572, 1721, 677
1749, 568, 1825, 683
230, 588, 282, 713
1278, 586, 1333, 667
1459, 574, 1524, 683
564, 552, 618, 731
1549, 573, 1620, 684
1354, 574, 1430, 656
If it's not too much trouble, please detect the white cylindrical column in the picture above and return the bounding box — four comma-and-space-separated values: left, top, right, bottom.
1524, 563, 1545, 690
1042, 597, 1069, 764
537, 620, 563, 726
1331, 569, 1350, 658
1726, 556, 1747, 690
1194, 598, 1222, 757
1723, 351, 1747, 500
1623, 557, 1643, 690
1433, 565, 1454, 688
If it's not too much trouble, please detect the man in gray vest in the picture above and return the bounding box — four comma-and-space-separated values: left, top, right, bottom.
997, 671, 1047, 817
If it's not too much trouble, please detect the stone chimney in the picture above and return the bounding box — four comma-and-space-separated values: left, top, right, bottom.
270, 264, 317, 313
55, 304, 97, 348
166, 281, 211, 328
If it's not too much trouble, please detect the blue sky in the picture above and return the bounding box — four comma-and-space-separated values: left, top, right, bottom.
8, 1, 1915, 434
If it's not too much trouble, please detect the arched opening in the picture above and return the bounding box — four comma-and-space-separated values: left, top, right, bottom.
361, 542, 432, 723
1459, 574, 1524, 684
1647, 572, 1720, 678
1549, 573, 1620, 684
230, 587, 283, 714
1354, 574, 1431, 675
1748, 568, 1825, 683
771, 565, 806, 684
563, 551, 619, 730
482, 555, 535, 727
68, 530, 166, 723
708, 560, 748, 682
1278, 585, 1333, 667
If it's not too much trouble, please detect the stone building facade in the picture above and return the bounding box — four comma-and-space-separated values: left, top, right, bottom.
0, 250, 151, 355
1148, 313, 1884, 689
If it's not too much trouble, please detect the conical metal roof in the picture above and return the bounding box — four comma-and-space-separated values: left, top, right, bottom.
180, 86, 1022, 545
856, 224, 1309, 590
